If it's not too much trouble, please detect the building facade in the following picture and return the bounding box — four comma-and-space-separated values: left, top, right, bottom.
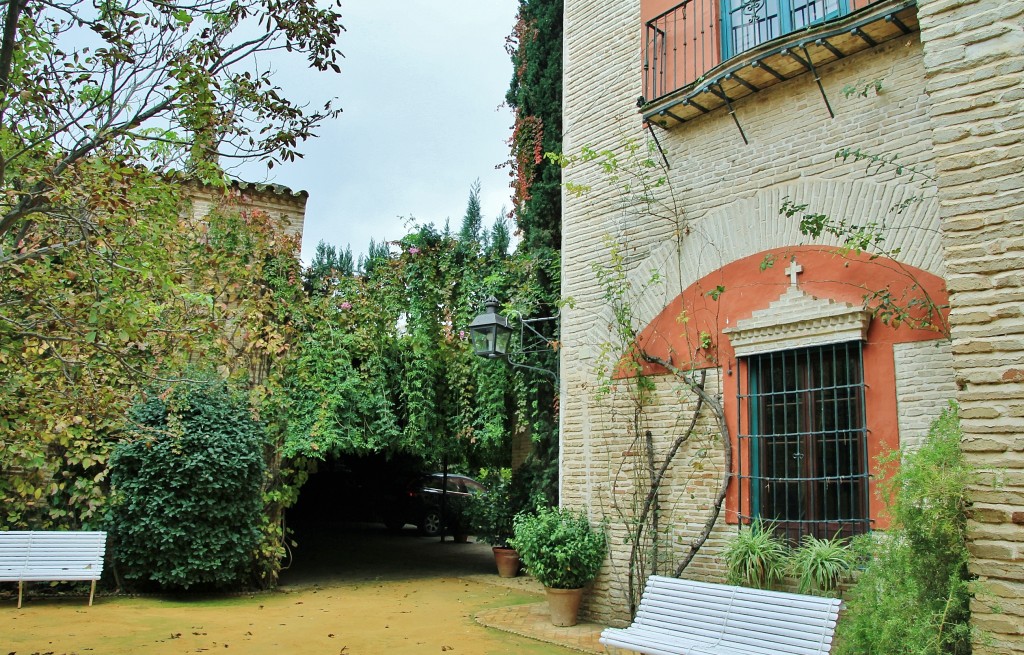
559, 0, 1022, 650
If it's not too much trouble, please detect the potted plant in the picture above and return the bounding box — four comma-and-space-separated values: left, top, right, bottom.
465, 469, 520, 576
510, 505, 608, 626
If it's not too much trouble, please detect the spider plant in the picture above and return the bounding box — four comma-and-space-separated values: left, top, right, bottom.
723, 520, 789, 590
788, 533, 858, 595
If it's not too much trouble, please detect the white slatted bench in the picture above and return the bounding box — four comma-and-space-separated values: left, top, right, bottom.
600, 576, 842, 655
0, 531, 107, 608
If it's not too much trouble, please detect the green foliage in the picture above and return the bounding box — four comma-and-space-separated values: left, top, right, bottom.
503, 0, 562, 506
304, 240, 354, 294
465, 468, 516, 547
489, 213, 513, 257
283, 182, 539, 474
0, 0, 342, 555
780, 195, 948, 334
108, 376, 265, 590
788, 534, 858, 595
506, 0, 563, 254
509, 443, 558, 512
511, 505, 607, 589
459, 180, 484, 245
725, 524, 860, 596
466, 464, 553, 544
283, 260, 402, 460
835, 147, 935, 182
842, 78, 884, 98
723, 520, 789, 590
836, 402, 973, 655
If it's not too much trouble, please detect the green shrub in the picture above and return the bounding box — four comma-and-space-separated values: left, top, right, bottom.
836, 402, 973, 655
511, 505, 607, 589
108, 376, 265, 591
465, 468, 516, 547
723, 520, 789, 590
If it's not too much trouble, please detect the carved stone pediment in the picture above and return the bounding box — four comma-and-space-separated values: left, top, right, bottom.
723, 286, 871, 357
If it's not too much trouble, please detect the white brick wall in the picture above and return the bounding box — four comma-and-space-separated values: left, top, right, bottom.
917, 0, 1024, 650
561, 0, 953, 625
893, 339, 957, 450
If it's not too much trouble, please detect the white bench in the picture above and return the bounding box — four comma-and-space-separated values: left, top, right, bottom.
600, 576, 841, 655
0, 531, 107, 608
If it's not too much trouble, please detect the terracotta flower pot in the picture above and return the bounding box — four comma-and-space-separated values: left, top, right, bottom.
545, 587, 584, 627
492, 546, 521, 578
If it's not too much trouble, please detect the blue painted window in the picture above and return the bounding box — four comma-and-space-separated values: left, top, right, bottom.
722, 0, 848, 59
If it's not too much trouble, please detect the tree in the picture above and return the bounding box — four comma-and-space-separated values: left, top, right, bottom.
0, 0, 343, 531
506, 0, 562, 254
459, 179, 484, 245
1, 0, 344, 355
503, 0, 563, 501
304, 240, 340, 295
489, 211, 511, 257
837, 403, 972, 655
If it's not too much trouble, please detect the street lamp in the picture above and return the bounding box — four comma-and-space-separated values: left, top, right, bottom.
468, 297, 558, 382
468, 296, 513, 359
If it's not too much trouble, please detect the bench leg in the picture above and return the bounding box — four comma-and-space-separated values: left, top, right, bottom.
18, 581, 23, 609
89, 580, 96, 606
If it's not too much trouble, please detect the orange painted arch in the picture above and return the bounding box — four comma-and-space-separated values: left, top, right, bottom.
630, 246, 950, 531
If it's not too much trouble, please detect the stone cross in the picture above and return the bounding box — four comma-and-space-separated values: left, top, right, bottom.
786, 257, 803, 287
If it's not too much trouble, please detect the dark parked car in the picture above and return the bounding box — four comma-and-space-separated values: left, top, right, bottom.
385, 473, 484, 537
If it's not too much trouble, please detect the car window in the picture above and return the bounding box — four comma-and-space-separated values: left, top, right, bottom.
418, 476, 442, 492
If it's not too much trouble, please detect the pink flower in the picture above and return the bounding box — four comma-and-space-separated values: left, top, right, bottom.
458, 330, 467, 340
408, 246, 420, 255
340, 301, 352, 310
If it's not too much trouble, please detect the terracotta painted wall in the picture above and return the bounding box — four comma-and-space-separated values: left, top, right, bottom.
634, 246, 950, 530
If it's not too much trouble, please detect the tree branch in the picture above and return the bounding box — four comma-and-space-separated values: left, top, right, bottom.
636, 352, 733, 577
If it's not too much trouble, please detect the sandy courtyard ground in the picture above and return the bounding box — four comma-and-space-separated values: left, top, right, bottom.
1, 523, 582, 655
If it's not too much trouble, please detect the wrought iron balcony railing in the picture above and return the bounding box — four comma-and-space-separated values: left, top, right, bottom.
643, 0, 886, 104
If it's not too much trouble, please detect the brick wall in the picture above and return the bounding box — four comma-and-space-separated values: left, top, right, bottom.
187, 181, 308, 240
917, 0, 1024, 650
562, 0, 954, 625
894, 339, 957, 450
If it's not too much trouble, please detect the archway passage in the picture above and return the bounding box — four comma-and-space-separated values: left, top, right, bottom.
281, 453, 495, 585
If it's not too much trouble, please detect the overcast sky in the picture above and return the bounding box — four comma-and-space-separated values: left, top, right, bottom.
236, 1, 520, 262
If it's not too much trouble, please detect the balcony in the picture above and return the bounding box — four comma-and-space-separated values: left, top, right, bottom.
641, 0, 919, 130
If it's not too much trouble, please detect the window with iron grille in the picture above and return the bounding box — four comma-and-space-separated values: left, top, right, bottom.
736, 341, 870, 543
723, 0, 847, 58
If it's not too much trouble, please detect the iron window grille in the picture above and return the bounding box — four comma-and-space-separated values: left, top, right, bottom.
736, 341, 871, 543
724, 0, 847, 59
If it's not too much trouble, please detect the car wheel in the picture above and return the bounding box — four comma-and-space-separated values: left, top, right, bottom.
419, 510, 442, 537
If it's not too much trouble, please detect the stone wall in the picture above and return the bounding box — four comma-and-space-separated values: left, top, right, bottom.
917, 0, 1024, 650
187, 180, 308, 240
894, 339, 958, 450
561, 0, 954, 625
